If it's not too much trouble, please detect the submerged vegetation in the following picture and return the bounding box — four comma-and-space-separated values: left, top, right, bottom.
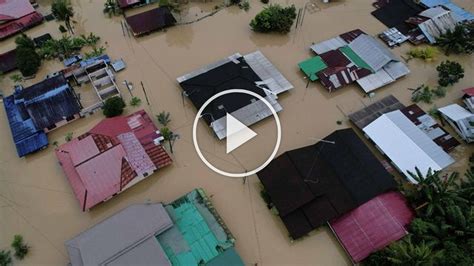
38, 33, 102, 59
364, 162, 474, 265
102, 97, 126, 118
15, 35, 41, 77
411, 84, 434, 104
407, 47, 438, 61
250, 4, 296, 34
11, 235, 29, 260
436, 61, 464, 87
103, 0, 122, 17
52, 0, 75, 34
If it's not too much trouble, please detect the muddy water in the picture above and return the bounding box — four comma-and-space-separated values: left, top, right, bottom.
1, 0, 473, 265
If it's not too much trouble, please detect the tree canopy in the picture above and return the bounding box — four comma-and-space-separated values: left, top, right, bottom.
15, 35, 41, 77
250, 4, 296, 34
102, 97, 126, 117
436, 61, 464, 87
52, 0, 74, 33
436, 22, 474, 55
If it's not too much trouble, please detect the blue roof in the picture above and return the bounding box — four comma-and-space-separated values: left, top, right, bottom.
3, 95, 48, 157
80, 54, 111, 68
420, 0, 474, 22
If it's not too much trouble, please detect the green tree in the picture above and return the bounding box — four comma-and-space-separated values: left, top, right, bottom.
129, 97, 142, 107
156, 111, 171, 127
11, 235, 29, 260
385, 237, 443, 265
65, 132, 73, 142
10, 74, 22, 83
250, 4, 297, 34
407, 47, 438, 61
102, 97, 126, 117
437, 61, 464, 87
436, 23, 474, 55
52, 0, 74, 34
160, 127, 176, 153
0, 250, 12, 266
103, 0, 122, 17
411, 84, 433, 104
15, 35, 41, 77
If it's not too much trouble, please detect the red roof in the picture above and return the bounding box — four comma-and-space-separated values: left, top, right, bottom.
329, 192, 414, 263
0, 0, 35, 21
0, 11, 43, 40
463, 87, 474, 97
56, 110, 172, 211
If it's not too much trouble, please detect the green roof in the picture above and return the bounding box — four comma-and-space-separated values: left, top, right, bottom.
157, 189, 240, 266
298, 56, 328, 81
339, 46, 373, 72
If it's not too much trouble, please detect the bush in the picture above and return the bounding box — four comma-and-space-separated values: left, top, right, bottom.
156, 111, 171, 127
437, 61, 464, 87
240, 1, 250, 11
0, 250, 12, 266
11, 235, 29, 260
15, 35, 41, 77
432, 86, 447, 98
102, 97, 126, 117
58, 25, 67, 33
129, 96, 142, 107
261, 0, 269, 4
407, 47, 438, 61
250, 4, 297, 34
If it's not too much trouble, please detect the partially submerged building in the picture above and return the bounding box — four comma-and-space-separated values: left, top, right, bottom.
438, 104, 474, 143
462, 87, 474, 113
117, 0, 159, 9
415, 7, 458, 44
302, 30, 409, 93
65, 189, 244, 266
363, 110, 455, 182
125, 7, 176, 36
257, 128, 397, 239
3, 75, 82, 157
56, 110, 173, 211
177, 51, 293, 139
0, 49, 17, 74
329, 191, 414, 263
349, 95, 459, 152
0, 0, 43, 40
420, 0, 474, 22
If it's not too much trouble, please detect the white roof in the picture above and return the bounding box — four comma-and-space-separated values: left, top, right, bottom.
363, 110, 454, 182
438, 104, 473, 121
419, 7, 450, 18
310, 36, 348, 54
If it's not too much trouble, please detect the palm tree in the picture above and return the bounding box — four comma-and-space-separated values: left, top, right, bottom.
386, 236, 443, 265
436, 23, 474, 55
160, 127, 177, 153
103, 0, 122, 17
157, 111, 171, 127
52, 0, 74, 34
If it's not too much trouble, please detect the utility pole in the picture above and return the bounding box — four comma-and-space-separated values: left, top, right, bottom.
141, 81, 150, 105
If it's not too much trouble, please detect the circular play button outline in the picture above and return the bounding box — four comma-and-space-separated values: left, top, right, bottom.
192, 89, 282, 178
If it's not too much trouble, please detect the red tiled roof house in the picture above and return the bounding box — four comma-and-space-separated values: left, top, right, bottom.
0, 0, 43, 40
56, 110, 172, 211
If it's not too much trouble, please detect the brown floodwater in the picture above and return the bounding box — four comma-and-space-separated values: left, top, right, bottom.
0, 0, 473, 265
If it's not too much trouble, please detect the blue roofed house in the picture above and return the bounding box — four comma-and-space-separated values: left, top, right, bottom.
420, 0, 474, 22
3, 74, 82, 157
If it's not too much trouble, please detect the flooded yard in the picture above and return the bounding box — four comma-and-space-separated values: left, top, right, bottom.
0, 0, 473, 265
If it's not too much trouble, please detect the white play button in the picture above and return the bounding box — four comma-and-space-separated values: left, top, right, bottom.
226, 113, 257, 154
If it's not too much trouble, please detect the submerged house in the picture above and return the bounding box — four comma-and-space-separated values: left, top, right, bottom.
56, 110, 172, 211
66, 189, 244, 266
177, 50, 293, 139
438, 104, 474, 143
420, 0, 474, 22
125, 7, 176, 36
0, 0, 43, 40
363, 110, 455, 181
302, 30, 409, 93
3, 75, 82, 157
349, 95, 459, 152
415, 7, 458, 44
329, 191, 414, 263
0, 49, 17, 74
257, 128, 397, 239
462, 87, 474, 113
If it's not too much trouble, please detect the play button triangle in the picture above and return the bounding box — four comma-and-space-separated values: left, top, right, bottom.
226, 113, 257, 154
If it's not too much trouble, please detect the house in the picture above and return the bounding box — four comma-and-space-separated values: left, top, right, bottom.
0, 0, 43, 40
56, 110, 173, 211
416, 7, 458, 44
257, 128, 397, 239
303, 31, 409, 93
371, 0, 425, 34
329, 191, 414, 263
66, 189, 244, 266
117, 0, 159, 9
462, 87, 474, 113
420, 0, 474, 22
0, 49, 17, 74
177, 51, 293, 139
363, 110, 455, 181
3, 75, 82, 157
349, 95, 459, 152
125, 7, 176, 36
438, 104, 474, 143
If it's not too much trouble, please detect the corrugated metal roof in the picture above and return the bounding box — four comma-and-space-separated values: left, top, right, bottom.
125, 7, 176, 36
0, 0, 35, 20
65, 203, 173, 266
348, 34, 399, 72
310, 36, 348, 55
420, 0, 474, 22
418, 8, 458, 43
298, 56, 328, 81
363, 110, 455, 182
330, 192, 414, 263
339, 46, 372, 71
